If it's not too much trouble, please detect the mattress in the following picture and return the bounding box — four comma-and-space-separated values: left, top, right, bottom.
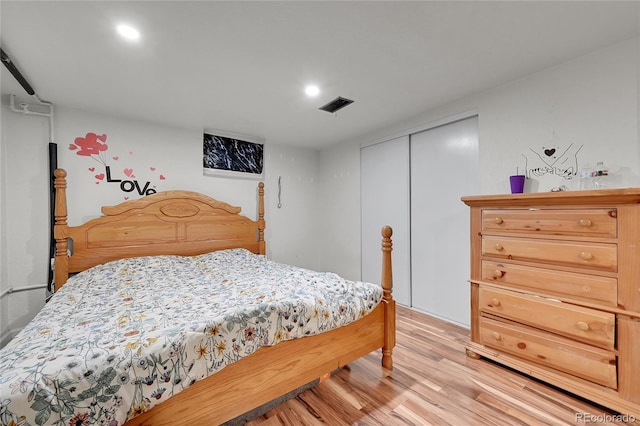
0, 248, 382, 426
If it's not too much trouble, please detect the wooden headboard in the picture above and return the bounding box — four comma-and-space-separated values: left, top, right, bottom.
53, 168, 265, 291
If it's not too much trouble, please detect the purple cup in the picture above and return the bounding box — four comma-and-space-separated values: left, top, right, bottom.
509, 175, 525, 194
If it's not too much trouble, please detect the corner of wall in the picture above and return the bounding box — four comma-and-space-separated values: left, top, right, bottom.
0, 103, 8, 339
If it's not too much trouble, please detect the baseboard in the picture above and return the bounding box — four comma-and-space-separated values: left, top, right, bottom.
407, 306, 470, 329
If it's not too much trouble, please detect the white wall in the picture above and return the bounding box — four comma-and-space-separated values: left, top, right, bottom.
317, 37, 640, 323
317, 141, 362, 280
0, 104, 51, 346
0, 100, 6, 344
478, 37, 639, 193
0, 104, 321, 342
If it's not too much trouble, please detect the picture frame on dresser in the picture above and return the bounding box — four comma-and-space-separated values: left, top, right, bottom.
461, 190, 640, 419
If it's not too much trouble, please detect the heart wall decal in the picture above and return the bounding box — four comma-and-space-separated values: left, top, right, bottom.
544, 148, 556, 157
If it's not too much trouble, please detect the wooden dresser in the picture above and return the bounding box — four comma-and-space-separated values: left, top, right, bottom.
461, 189, 640, 417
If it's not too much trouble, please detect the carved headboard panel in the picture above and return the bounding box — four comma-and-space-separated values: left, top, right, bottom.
53, 169, 265, 291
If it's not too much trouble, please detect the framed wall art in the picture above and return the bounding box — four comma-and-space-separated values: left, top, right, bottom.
203, 130, 265, 179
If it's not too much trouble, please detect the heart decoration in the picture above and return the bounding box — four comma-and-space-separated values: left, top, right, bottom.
72, 133, 108, 157
150, 167, 156, 171
124, 168, 134, 177
95, 174, 105, 180
159, 175, 166, 180
113, 156, 119, 161
544, 149, 556, 157
88, 167, 95, 172
124, 196, 129, 200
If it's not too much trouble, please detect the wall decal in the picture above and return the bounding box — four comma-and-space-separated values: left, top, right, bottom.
69, 132, 167, 199
521, 142, 583, 180
70, 133, 109, 165
203, 130, 264, 179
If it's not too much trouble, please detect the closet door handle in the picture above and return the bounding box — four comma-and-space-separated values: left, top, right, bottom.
578, 219, 592, 227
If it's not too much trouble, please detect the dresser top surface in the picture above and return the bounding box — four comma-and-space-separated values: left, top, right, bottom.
461, 188, 640, 207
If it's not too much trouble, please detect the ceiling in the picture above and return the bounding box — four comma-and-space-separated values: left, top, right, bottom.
1, 1, 639, 149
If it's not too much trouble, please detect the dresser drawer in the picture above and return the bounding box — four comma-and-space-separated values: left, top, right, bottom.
482, 236, 617, 271
481, 261, 617, 307
482, 208, 617, 238
479, 316, 617, 389
479, 287, 615, 349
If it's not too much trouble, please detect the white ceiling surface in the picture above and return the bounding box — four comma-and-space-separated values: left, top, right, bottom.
1, 1, 639, 149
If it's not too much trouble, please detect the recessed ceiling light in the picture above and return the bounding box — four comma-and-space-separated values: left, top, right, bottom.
116, 24, 140, 41
305, 85, 320, 97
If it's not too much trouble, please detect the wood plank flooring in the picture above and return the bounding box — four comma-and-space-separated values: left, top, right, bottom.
245, 305, 639, 425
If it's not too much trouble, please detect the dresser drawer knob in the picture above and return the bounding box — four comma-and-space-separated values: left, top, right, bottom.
578, 219, 592, 227
579, 252, 594, 260
494, 243, 504, 252
491, 298, 501, 307
494, 217, 504, 225
492, 270, 505, 279
492, 332, 502, 341
576, 321, 590, 331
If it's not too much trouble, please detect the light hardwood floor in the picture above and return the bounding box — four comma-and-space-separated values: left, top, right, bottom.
246, 305, 639, 425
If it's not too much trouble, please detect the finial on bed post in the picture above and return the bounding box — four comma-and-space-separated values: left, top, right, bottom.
381, 225, 395, 369
258, 182, 266, 254
53, 169, 70, 291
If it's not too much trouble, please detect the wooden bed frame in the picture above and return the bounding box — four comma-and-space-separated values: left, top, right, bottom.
52, 168, 395, 425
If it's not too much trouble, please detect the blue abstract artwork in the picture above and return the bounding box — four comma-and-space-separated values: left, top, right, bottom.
203, 132, 264, 178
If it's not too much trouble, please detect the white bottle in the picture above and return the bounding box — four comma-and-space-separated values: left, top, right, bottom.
578, 164, 594, 190
593, 161, 609, 189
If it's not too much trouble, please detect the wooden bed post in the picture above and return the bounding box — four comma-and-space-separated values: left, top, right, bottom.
381, 225, 395, 369
53, 169, 70, 291
258, 182, 266, 255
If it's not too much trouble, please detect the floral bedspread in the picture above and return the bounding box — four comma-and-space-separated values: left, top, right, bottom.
0, 249, 382, 426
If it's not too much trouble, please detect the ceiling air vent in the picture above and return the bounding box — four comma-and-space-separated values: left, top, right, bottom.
319, 96, 354, 113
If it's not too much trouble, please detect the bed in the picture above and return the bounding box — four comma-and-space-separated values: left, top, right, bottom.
0, 168, 395, 426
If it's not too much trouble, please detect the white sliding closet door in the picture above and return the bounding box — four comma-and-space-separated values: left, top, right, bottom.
361, 136, 411, 306
410, 116, 479, 326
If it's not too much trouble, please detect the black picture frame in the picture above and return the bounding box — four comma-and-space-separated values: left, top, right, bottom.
203, 130, 265, 179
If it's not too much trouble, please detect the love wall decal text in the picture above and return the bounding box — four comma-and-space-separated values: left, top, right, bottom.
69, 132, 167, 199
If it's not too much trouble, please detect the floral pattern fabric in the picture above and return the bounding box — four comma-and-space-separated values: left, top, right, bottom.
0, 249, 382, 426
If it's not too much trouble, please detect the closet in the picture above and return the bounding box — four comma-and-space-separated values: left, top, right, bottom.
361, 115, 479, 326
